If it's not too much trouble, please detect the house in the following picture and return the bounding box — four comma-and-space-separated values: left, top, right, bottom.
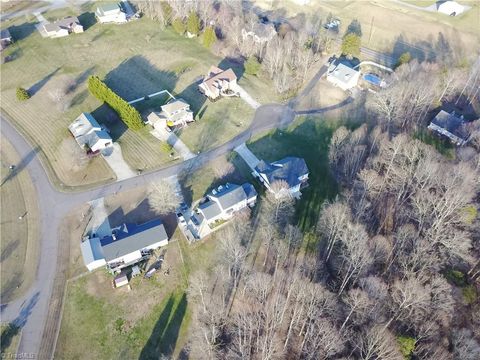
198, 66, 238, 100
81, 218, 169, 271
254, 157, 309, 198
96, 3, 127, 24
43, 16, 84, 38
146, 98, 194, 129
189, 183, 257, 239
437, 1, 465, 16
428, 110, 469, 146
326, 60, 360, 91
242, 23, 276, 43
1, 28, 12, 50
68, 112, 112, 153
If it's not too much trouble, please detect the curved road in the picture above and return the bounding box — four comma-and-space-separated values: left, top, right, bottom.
0, 63, 344, 358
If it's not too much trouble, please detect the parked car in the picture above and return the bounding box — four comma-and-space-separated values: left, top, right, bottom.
324, 19, 340, 29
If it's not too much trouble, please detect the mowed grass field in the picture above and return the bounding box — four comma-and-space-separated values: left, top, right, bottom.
0, 136, 39, 303
1, 4, 271, 187
254, 0, 479, 56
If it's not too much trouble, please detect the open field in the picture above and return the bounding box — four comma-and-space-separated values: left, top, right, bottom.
0, 0, 48, 15
0, 136, 39, 303
254, 0, 480, 58
1, 5, 275, 187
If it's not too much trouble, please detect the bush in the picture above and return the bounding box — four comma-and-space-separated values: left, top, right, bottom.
87, 76, 143, 131
203, 26, 217, 49
187, 12, 200, 36
244, 56, 261, 76
445, 269, 467, 287
397, 336, 415, 360
172, 17, 185, 35
463, 285, 477, 305
341, 33, 361, 58
397, 52, 412, 67
16, 87, 30, 101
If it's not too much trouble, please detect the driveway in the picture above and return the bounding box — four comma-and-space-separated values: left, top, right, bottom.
150, 128, 196, 160
234, 143, 260, 170
235, 85, 261, 109
102, 143, 136, 181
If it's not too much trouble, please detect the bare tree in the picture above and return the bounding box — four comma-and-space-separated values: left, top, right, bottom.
148, 179, 181, 215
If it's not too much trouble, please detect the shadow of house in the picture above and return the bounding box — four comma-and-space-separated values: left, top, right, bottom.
28, 67, 61, 96
139, 292, 188, 359
1, 146, 40, 186
90, 104, 128, 142
8, 22, 37, 42
78, 12, 97, 31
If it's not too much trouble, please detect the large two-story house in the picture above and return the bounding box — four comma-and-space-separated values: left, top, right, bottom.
189, 183, 257, 239
96, 3, 127, 24
428, 110, 469, 146
146, 98, 194, 129
68, 112, 112, 154
81, 218, 169, 271
198, 66, 238, 100
254, 157, 309, 198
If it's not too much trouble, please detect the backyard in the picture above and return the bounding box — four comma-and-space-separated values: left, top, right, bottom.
0, 136, 39, 303
0, 4, 273, 187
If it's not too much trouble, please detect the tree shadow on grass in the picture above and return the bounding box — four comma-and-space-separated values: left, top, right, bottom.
0, 323, 20, 353
91, 104, 128, 142
78, 12, 97, 31
0, 146, 40, 186
0, 240, 19, 262
139, 292, 188, 359
28, 67, 61, 96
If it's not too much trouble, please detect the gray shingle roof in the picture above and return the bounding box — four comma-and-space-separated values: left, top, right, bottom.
81, 237, 104, 266
255, 157, 309, 189
100, 219, 168, 261
210, 184, 247, 210
431, 110, 468, 139
198, 201, 222, 221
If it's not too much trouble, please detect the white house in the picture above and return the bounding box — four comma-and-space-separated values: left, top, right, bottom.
68, 112, 112, 153
437, 1, 465, 16
146, 98, 194, 129
326, 61, 360, 91
1, 28, 12, 50
254, 157, 309, 198
241, 23, 276, 43
189, 183, 257, 239
81, 218, 169, 271
198, 66, 238, 100
428, 110, 469, 146
43, 16, 84, 38
96, 3, 127, 24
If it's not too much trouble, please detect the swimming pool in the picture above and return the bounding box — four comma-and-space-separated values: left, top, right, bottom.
363, 73, 382, 86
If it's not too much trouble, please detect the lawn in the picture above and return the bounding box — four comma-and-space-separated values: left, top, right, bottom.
246, 115, 343, 230
0, 6, 274, 187
0, 136, 39, 303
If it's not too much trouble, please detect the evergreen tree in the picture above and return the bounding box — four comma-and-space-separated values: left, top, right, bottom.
341, 33, 361, 58
16, 87, 30, 101
172, 18, 186, 35
244, 56, 261, 76
187, 12, 200, 36
203, 26, 217, 48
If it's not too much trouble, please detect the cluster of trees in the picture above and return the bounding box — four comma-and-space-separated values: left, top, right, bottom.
87, 76, 143, 130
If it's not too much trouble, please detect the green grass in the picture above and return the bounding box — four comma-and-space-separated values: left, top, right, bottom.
247, 115, 341, 231
414, 130, 455, 159
1, 7, 275, 186
462, 285, 478, 305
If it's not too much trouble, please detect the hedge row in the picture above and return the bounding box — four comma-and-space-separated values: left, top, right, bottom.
87, 75, 144, 130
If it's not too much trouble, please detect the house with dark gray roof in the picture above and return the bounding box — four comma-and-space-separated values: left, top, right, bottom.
254, 157, 309, 198
81, 218, 169, 271
189, 183, 257, 239
428, 110, 469, 146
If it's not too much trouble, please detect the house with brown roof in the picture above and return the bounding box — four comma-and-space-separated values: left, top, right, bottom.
43, 16, 84, 38
198, 66, 238, 100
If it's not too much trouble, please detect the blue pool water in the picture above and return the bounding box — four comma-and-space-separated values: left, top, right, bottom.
363, 73, 382, 86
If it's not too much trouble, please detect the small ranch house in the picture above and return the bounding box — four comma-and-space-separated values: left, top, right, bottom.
146, 98, 194, 129
428, 110, 469, 146
1, 28, 12, 50
242, 23, 276, 43
96, 3, 127, 24
327, 60, 360, 91
43, 16, 84, 38
68, 112, 112, 154
81, 218, 169, 271
199, 66, 238, 100
189, 183, 257, 239
437, 1, 465, 16
254, 157, 309, 198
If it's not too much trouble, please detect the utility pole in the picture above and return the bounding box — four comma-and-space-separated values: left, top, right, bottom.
368, 16, 374, 45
